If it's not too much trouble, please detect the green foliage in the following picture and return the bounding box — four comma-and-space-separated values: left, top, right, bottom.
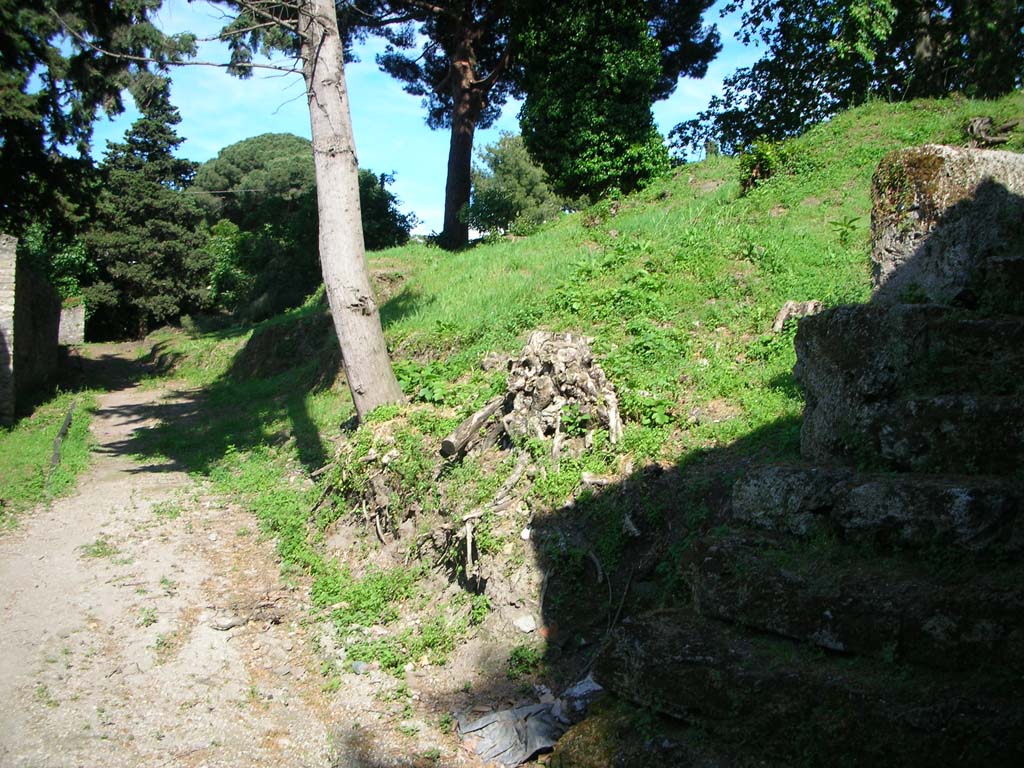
84, 78, 210, 339
152, 499, 182, 520
193, 133, 414, 317
674, 0, 1024, 154
79, 537, 119, 559
115, 91, 1024, 699
0, 0, 196, 236
466, 133, 566, 236
346, 610, 468, 673
506, 644, 543, 679
193, 133, 316, 233
518, 1, 676, 201
469, 594, 491, 625
0, 391, 95, 524
829, 215, 861, 246
393, 360, 453, 405
359, 171, 418, 251
18, 223, 96, 301
314, 564, 421, 627
203, 219, 251, 311
738, 139, 799, 192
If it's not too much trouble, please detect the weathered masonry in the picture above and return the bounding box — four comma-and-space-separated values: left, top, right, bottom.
0, 235, 62, 426
59, 301, 85, 346
0, 235, 14, 425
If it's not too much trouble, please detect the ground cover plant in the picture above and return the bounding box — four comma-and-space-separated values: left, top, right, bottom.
0, 391, 96, 525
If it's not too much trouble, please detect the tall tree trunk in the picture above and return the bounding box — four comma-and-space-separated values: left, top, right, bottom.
439, 29, 483, 251
440, 89, 476, 250
964, 0, 1020, 97
299, 0, 404, 419
909, 0, 947, 96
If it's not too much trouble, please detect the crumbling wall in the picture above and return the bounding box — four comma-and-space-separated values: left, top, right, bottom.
871, 144, 1024, 307
58, 301, 85, 345
0, 235, 14, 426
14, 258, 61, 406
0, 234, 62, 425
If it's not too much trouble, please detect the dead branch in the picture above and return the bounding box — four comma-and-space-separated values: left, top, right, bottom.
966, 116, 1024, 147
440, 395, 505, 457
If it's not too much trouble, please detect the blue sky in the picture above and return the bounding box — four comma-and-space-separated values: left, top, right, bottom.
90, 0, 760, 234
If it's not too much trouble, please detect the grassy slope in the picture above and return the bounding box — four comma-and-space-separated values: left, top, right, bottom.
377, 93, 1024, 456
130, 92, 1024, 677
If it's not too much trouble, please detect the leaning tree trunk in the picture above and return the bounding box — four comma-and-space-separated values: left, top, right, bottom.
299, 0, 405, 419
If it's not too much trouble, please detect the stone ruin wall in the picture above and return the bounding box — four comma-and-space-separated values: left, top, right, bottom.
58, 302, 85, 345
0, 235, 14, 426
0, 234, 62, 426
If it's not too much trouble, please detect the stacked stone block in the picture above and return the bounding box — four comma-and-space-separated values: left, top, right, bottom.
58, 302, 85, 345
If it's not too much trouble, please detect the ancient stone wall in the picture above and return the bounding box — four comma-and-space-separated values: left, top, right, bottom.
58, 302, 85, 345
0, 235, 14, 426
871, 144, 1024, 307
799, 144, 1024, 468
0, 234, 62, 425
14, 258, 61, 406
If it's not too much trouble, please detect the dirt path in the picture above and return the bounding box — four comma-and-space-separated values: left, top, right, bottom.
0, 345, 489, 768
0, 348, 341, 767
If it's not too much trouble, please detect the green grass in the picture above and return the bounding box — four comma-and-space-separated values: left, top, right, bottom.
0, 391, 96, 525
506, 644, 544, 679
372, 93, 1024, 451
152, 499, 182, 520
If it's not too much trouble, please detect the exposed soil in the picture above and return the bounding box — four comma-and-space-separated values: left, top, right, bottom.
0, 346, 482, 768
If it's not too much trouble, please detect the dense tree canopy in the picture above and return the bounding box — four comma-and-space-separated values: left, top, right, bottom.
194, 133, 316, 233
84, 77, 209, 338
0, 0, 194, 236
673, 0, 1024, 154
340, 1, 720, 245
518, 0, 719, 200
192, 132, 414, 317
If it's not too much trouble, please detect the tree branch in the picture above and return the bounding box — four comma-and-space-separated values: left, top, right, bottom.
218, 0, 300, 33
473, 44, 510, 92
478, 0, 508, 31
49, 8, 300, 74
195, 20, 280, 42
390, 0, 458, 21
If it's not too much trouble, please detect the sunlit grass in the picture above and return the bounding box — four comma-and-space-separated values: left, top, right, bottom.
0, 391, 97, 525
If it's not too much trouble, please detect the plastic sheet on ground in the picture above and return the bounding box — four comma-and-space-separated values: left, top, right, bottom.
459, 701, 569, 766
458, 675, 604, 766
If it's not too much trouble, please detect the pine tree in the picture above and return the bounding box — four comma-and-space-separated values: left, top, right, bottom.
85, 76, 210, 338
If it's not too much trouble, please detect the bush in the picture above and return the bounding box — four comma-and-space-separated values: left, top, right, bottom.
466, 133, 565, 236
738, 139, 797, 193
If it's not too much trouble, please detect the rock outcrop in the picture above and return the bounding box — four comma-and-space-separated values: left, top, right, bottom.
593, 145, 1024, 765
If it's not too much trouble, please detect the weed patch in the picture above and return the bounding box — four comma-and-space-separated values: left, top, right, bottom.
506, 644, 544, 679
79, 538, 118, 559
